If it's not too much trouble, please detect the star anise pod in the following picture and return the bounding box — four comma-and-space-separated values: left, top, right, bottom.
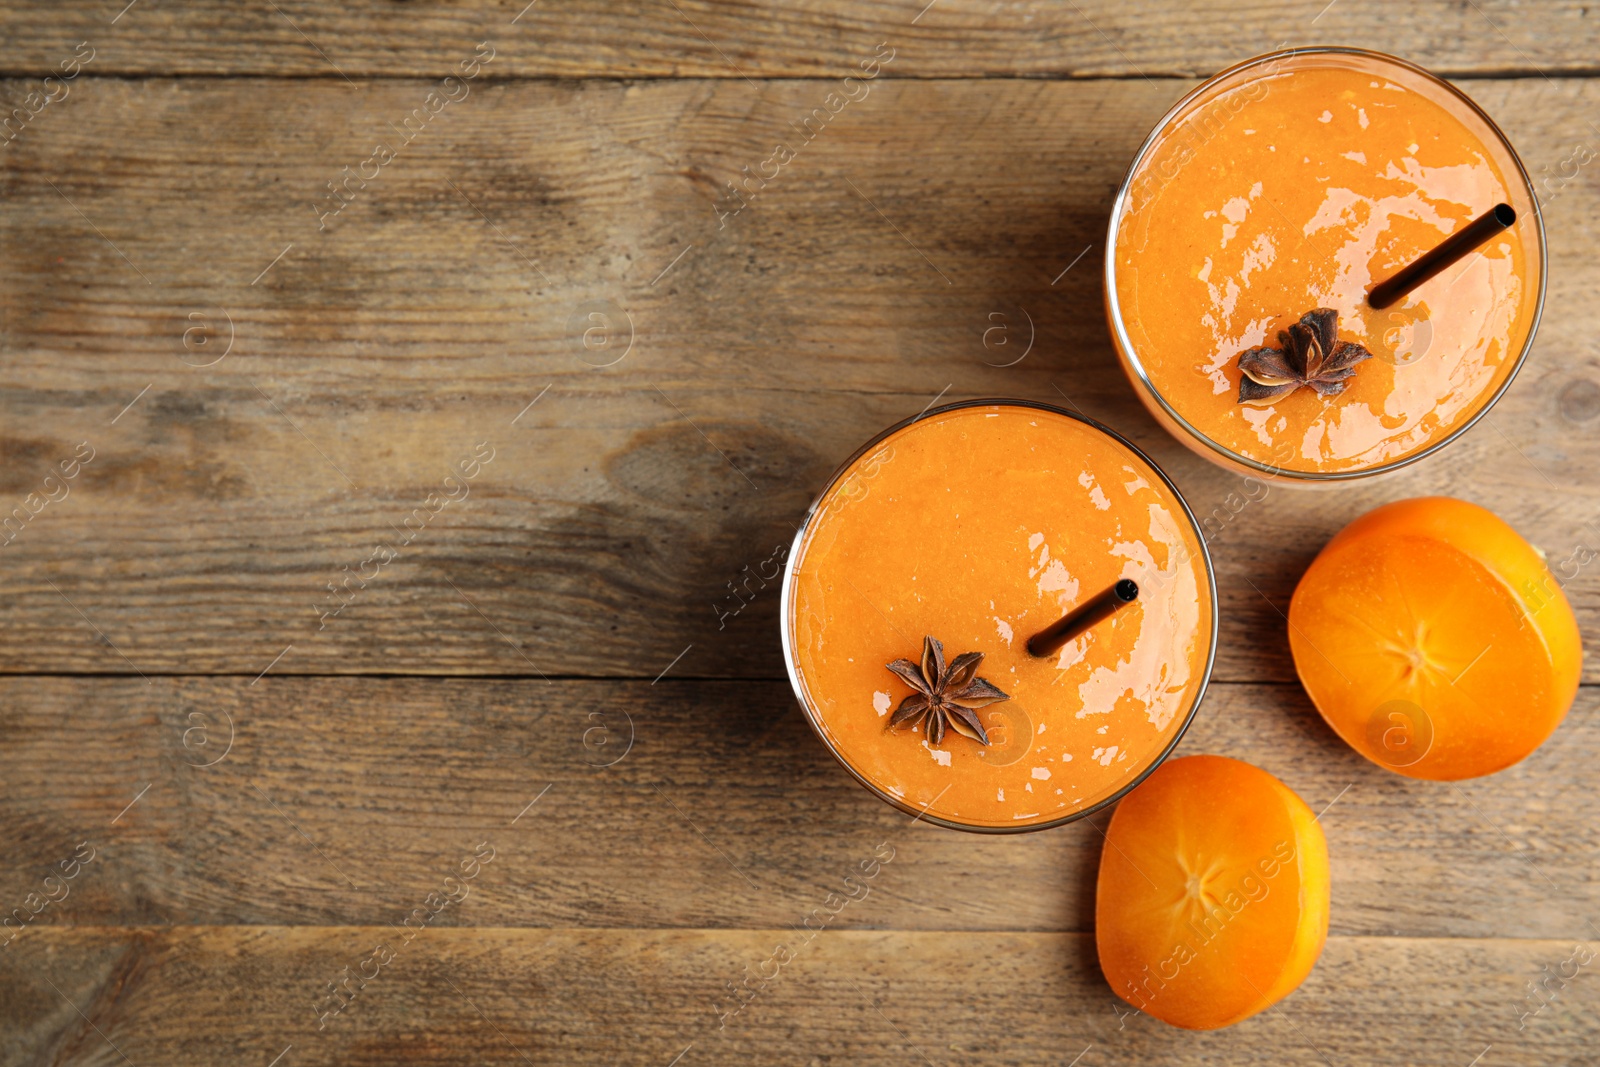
1236, 308, 1373, 405
885, 636, 1011, 746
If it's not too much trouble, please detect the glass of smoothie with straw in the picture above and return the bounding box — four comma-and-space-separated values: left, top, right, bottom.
1106, 47, 1544, 481
780, 400, 1217, 832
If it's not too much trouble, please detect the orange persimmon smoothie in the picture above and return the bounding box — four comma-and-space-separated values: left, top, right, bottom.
781, 401, 1216, 831
1109, 49, 1542, 477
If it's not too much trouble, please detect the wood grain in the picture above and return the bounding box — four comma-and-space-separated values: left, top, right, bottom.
3, 926, 1595, 1066
2, 75, 1599, 680
1, 677, 1594, 940
2, 6, 1598, 1064
0, 1, 1597, 78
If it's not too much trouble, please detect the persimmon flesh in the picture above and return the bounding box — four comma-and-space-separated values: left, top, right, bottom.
1096, 755, 1330, 1030
1288, 497, 1581, 780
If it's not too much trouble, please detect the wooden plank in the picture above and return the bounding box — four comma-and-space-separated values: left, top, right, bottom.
0, 1, 1596, 78
2, 926, 1595, 1066
1, 75, 1598, 680
1, 677, 1594, 939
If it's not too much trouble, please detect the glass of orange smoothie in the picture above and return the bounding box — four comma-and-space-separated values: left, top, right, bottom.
1107, 48, 1545, 480
780, 400, 1218, 832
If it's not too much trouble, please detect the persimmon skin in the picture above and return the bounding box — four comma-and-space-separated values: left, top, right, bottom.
1288, 497, 1581, 781
1096, 755, 1330, 1031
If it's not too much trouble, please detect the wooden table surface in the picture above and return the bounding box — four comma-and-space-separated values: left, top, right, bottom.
3, 3, 1599, 1065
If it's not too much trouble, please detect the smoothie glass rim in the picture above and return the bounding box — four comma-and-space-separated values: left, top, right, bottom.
1103, 45, 1548, 482
777, 397, 1220, 834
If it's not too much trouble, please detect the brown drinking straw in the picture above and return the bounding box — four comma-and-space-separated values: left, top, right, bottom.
1367, 203, 1516, 310
1027, 579, 1139, 658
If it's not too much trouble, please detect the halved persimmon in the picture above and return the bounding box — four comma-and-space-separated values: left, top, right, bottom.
1288, 497, 1581, 780
1096, 755, 1330, 1030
